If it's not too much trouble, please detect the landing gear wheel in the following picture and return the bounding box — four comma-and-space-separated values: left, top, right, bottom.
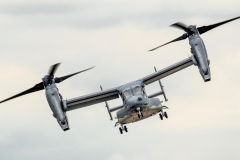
141, 113, 144, 117
124, 126, 128, 132
138, 114, 141, 119
119, 127, 123, 134
164, 112, 168, 118
159, 113, 163, 120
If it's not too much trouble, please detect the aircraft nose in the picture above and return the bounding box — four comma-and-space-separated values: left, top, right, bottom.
125, 94, 147, 108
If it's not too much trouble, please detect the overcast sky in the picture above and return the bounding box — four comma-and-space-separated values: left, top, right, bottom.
0, 0, 240, 160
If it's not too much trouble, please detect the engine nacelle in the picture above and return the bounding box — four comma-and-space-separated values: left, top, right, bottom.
45, 84, 70, 131
190, 55, 211, 82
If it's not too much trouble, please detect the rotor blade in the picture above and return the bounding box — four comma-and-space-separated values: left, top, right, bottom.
197, 16, 240, 34
149, 33, 188, 51
0, 82, 44, 104
54, 66, 95, 83
170, 22, 188, 31
48, 63, 61, 77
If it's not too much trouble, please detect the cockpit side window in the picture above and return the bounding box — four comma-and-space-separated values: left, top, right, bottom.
132, 86, 143, 95
123, 89, 133, 99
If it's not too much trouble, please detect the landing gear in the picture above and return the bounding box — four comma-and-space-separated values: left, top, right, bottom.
119, 125, 128, 134
164, 112, 168, 118
119, 127, 123, 134
159, 111, 168, 120
138, 112, 144, 119
124, 126, 128, 132
159, 113, 163, 120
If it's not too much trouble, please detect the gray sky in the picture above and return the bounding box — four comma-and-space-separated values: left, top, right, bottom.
0, 0, 240, 160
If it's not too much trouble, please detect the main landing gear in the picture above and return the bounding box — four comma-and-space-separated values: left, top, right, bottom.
119, 125, 128, 134
159, 111, 168, 120
159, 106, 169, 120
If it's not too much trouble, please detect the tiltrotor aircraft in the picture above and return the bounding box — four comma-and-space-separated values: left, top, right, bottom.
1, 16, 239, 134
1, 57, 199, 133
63, 57, 203, 134
149, 16, 240, 82
0, 63, 94, 131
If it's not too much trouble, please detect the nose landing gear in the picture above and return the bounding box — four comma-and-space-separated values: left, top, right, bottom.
137, 107, 144, 119
137, 112, 144, 119
136, 107, 143, 119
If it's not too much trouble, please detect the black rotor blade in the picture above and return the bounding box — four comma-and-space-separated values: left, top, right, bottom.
149, 33, 188, 51
48, 63, 61, 77
0, 82, 44, 104
54, 66, 95, 83
170, 22, 188, 31
197, 16, 240, 35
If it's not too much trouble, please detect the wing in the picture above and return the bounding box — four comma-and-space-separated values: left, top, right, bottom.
66, 57, 194, 111
66, 87, 119, 111
142, 57, 193, 85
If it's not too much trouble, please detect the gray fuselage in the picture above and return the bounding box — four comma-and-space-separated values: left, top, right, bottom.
116, 80, 163, 125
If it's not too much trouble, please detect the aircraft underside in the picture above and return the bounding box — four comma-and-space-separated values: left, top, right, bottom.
116, 98, 168, 134
122, 108, 161, 124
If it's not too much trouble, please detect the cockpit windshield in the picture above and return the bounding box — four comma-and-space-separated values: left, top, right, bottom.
132, 86, 143, 95
123, 89, 133, 99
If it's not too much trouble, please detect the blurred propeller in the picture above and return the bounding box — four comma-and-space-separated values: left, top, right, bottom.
48, 63, 61, 77
170, 22, 188, 31
0, 64, 94, 104
197, 16, 240, 34
149, 33, 188, 51
149, 16, 240, 51
54, 66, 95, 83
0, 82, 44, 103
